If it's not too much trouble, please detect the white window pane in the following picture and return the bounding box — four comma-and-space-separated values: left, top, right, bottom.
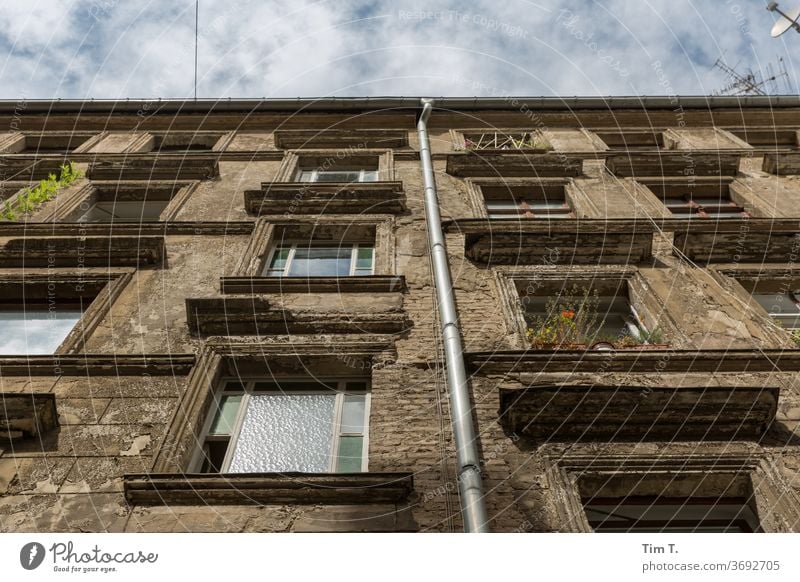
287, 247, 353, 277
361, 170, 379, 182
208, 394, 243, 435
340, 394, 366, 433
227, 393, 336, 472
297, 170, 316, 182
0, 310, 82, 354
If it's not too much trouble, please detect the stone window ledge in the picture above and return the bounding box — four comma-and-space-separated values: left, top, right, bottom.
446, 152, 583, 177
500, 384, 778, 442
0, 393, 57, 440
244, 181, 405, 215
220, 275, 405, 294
186, 297, 411, 335
123, 472, 414, 505
0, 236, 165, 267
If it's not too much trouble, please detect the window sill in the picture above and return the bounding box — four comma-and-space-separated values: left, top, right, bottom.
0, 393, 58, 440
606, 151, 740, 177
0, 235, 165, 267
500, 384, 778, 441
244, 181, 405, 214
220, 275, 405, 294
446, 152, 582, 177
123, 472, 414, 505
763, 151, 800, 175
185, 296, 411, 335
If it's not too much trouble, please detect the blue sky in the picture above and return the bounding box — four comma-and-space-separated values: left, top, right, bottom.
0, 0, 797, 98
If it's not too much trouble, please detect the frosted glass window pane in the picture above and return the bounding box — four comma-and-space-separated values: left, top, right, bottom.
0, 310, 82, 354
209, 394, 243, 435
341, 394, 366, 433
336, 436, 363, 472
227, 393, 336, 472
288, 247, 352, 277
361, 170, 379, 182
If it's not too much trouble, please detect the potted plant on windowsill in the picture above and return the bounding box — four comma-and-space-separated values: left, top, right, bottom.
525, 286, 599, 350
525, 285, 669, 351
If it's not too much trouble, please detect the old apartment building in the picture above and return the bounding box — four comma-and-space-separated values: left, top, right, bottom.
1, 96, 800, 532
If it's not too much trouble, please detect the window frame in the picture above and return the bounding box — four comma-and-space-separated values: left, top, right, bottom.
263, 241, 375, 277
0, 272, 132, 355
193, 377, 371, 474
582, 495, 760, 533
542, 451, 799, 533
751, 290, 800, 330
642, 180, 749, 220
295, 168, 379, 183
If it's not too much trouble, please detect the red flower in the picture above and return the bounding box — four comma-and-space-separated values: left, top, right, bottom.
561, 310, 575, 318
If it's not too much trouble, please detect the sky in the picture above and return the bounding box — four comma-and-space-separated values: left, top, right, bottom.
0, 0, 797, 99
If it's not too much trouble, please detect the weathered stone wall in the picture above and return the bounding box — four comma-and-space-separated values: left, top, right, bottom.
2, 105, 800, 532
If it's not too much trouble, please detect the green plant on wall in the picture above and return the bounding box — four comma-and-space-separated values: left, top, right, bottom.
792, 329, 800, 347
1, 162, 82, 221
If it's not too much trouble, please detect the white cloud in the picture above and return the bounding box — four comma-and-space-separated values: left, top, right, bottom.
0, 0, 796, 98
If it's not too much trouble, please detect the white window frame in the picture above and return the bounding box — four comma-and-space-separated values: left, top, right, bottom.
484, 197, 573, 219
193, 378, 371, 474
295, 168, 379, 183
263, 242, 375, 277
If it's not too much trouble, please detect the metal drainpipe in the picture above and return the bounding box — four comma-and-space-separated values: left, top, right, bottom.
417, 98, 490, 533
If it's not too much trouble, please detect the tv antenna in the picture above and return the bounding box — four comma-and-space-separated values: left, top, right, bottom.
767, 2, 800, 36
712, 57, 792, 95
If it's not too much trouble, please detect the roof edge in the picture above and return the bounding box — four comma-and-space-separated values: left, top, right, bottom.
2, 95, 800, 114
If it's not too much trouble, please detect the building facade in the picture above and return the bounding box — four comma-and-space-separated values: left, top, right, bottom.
1, 96, 800, 532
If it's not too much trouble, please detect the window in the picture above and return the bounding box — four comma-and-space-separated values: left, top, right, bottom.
196, 379, 370, 473
647, 182, 748, 219
595, 130, 665, 151
583, 496, 760, 533
463, 131, 549, 150
0, 303, 84, 354
20, 134, 93, 154
263, 243, 374, 277
72, 183, 183, 223
523, 290, 646, 341
729, 129, 799, 150
78, 200, 169, 222
482, 183, 573, 219
751, 289, 800, 330
149, 132, 223, 153
296, 168, 379, 183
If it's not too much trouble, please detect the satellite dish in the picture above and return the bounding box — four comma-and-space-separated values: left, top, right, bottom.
768, 2, 800, 37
